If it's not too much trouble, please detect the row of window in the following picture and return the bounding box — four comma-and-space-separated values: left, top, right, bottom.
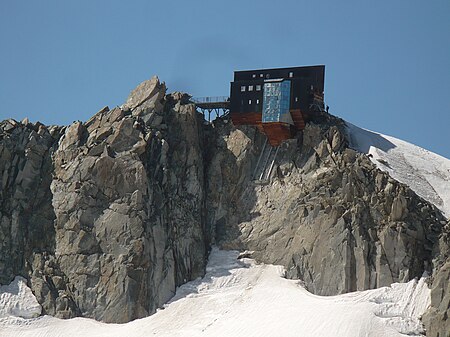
241, 97, 299, 105
241, 99, 260, 105
250, 72, 294, 79
241, 84, 262, 92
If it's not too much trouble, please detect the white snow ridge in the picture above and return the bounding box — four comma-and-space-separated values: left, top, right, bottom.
0, 249, 430, 337
347, 122, 450, 217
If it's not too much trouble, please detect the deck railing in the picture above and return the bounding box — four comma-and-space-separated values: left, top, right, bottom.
191, 96, 229, 104
191, 96, 230, 122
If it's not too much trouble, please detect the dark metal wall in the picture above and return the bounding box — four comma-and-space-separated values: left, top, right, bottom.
230, 81, 264, 114
230, 65, 325, 117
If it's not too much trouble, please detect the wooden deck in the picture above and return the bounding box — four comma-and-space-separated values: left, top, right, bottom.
231, 110, 306, 146
262, 123, 294, 146
231, 112, 262, 126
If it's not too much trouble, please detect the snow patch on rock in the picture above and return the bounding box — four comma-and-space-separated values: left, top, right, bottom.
0, 276, 41, 319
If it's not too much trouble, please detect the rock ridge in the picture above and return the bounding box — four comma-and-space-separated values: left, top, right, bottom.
1, 77, 208, 323
204, 110, 449, 337
0, 76, 448, 335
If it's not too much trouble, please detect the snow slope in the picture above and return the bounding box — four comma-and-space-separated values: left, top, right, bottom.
347, 122, 450, 217
0, 249, 430, 337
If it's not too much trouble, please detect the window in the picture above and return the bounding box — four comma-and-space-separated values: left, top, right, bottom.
248, 85, 254, 91
256, 85, 261, 91
262, 80, 291, 123
241, 86, 246, 92
256, 99, 260, 104
248, 99, 252, 105
289, 72, 294, 78
252, 74, 256, 78
295, 97, 299, 102
260, 74, 264, 78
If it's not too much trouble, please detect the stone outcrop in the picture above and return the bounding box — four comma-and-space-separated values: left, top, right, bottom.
206, 119, 447, 297
422, 227, 450, 337
1, 77, 208, 323
0, 119, 61, 285
0, 76, 449, 334
205, 117, 449, 336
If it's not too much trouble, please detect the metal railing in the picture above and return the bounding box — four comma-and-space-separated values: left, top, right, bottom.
191, 96, 230, 104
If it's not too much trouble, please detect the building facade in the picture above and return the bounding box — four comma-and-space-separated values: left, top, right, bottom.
230, 65, 325, 145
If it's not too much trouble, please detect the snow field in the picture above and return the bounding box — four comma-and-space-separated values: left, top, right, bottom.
0, 248, 430, 337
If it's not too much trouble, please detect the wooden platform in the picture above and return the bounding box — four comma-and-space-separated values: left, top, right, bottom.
262, 123, 294, 146
231, 110, 305, 146
231, 112, 262, 126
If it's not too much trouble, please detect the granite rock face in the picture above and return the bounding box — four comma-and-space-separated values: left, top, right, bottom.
205, 116, 449, 335
422, 227, 450, 337
206, 119, 447, 294
1, 78, 208, 323
0, 119, 61, 285
0, 76, 449, 333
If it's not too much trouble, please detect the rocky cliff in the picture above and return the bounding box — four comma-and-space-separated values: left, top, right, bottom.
0, 78, 207, 323
205, 116, 449, 337
0, 76, 448, 335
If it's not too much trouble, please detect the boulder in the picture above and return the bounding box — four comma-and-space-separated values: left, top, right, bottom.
123, 76, 166, 124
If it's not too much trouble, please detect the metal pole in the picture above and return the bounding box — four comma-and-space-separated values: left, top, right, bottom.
265, 146, 280, 181
253, 138, 268, 179
260, 146, 273, 181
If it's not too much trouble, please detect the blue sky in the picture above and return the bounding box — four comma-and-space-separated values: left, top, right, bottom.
1, 0, 449, 158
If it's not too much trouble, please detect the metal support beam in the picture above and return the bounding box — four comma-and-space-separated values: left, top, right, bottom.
191, 96, 230, 122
